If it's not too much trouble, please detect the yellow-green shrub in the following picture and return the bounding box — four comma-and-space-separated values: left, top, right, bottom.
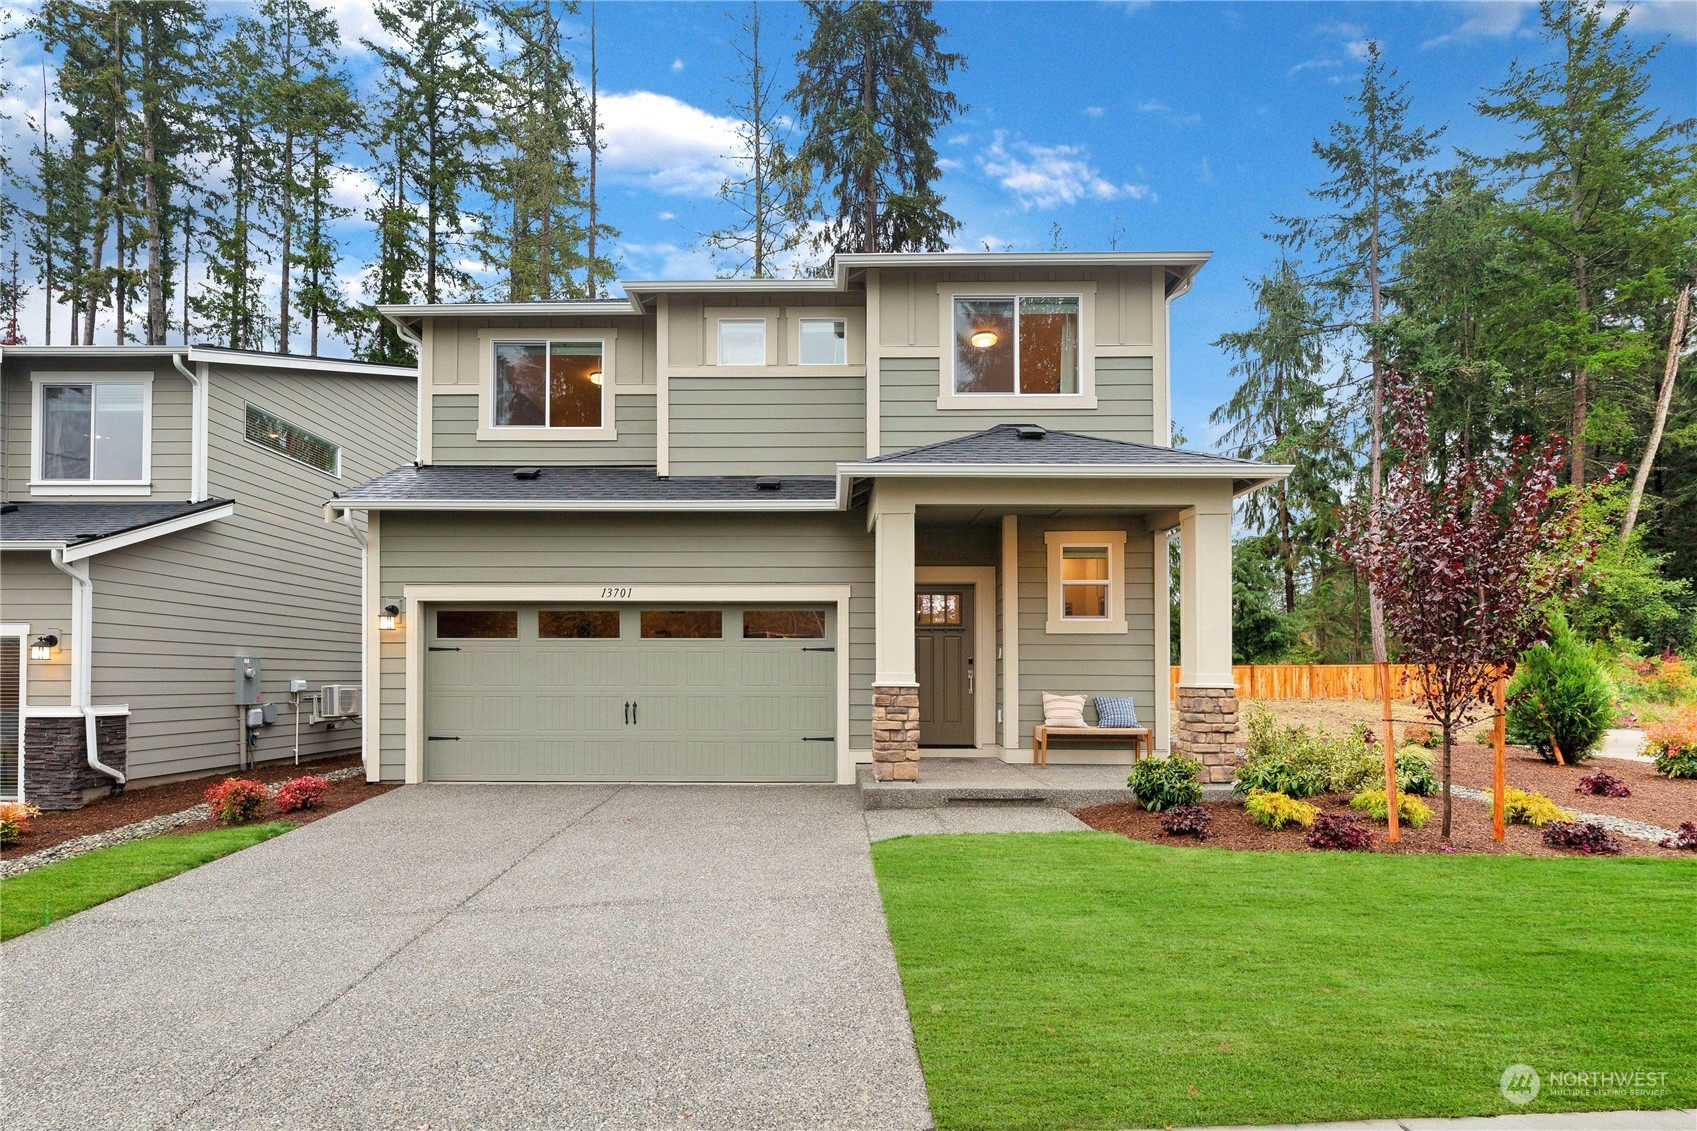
1349, 789, 1433, 828
1244, 788, 1319, 830
1502, 787, 1575, 827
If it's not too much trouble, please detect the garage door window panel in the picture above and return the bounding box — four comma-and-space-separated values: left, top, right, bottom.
436, 610, 519, 638
640, 610, 723, 639
743, 610, 827, 639
539, 610, 621, 639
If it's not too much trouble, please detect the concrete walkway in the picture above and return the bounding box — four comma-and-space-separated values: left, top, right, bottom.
1134, 1110, 1696, 1131
0, 785, 933, 1131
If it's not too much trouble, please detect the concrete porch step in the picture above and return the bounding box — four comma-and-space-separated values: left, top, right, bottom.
857, 758, 1234, 812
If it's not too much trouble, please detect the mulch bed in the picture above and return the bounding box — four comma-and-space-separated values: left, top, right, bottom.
1439, 740, 1695, 832
2, 753, 397, 858
1077, 789, 1689, 857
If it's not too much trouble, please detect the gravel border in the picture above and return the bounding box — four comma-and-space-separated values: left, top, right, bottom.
0, 766, 366, 879
1448, 783, 1676, 843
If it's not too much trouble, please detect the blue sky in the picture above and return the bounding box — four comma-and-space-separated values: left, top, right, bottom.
3, 0, 1694, 449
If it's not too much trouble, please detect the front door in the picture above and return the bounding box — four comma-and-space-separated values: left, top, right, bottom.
915, 588, 974, 747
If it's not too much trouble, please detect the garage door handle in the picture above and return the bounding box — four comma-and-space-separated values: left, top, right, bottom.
802, 736, 834, 742
801, 646, 834, 652
632, 701, 638, 725
624, 701, 630, 724
428, 646, 461, 652
427, 735, 460, 741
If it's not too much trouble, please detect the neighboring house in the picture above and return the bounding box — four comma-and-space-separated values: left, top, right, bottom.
0, 346, 416, 808
333, 252, 1289, 788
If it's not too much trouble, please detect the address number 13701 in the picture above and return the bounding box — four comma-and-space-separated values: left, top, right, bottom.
600, 586, 633, 598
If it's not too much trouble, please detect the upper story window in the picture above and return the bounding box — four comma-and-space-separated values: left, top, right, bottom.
245, 404, 341, 477
492, 340, 605, 430
953, 295, 1080, 396
798, 318, 847, 365
717, 319, 767, 366
32, 375, 152, 490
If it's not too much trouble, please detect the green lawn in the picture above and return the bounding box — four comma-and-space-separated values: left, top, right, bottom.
1, 823, 295, 941
872, 832, 1697, 1131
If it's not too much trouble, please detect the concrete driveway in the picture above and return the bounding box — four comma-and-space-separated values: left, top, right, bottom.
1, 785, 933, 1131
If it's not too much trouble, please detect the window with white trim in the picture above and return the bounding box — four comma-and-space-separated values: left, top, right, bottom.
953, 294, 1080, 395
34, 378, 150, 483
797, 318, 847, 365
717, 319, 767, 366
1044, 530, 1127, 634
491, 339, 606, 429
245, 404, 341, 476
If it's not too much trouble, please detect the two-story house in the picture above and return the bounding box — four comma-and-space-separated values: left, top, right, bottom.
0, 345, 416, 808
332, 252, 1288, 788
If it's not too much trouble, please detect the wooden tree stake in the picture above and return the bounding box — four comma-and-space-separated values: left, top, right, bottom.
1492, 675, 1507, 841
1379, 661, 1399, 842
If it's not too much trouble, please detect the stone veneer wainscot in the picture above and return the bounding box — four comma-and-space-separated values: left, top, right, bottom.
871, 686, 920, 782
1173, 686, 1240, 784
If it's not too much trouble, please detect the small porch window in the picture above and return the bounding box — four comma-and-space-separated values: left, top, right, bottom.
1044, 530, 1127, 634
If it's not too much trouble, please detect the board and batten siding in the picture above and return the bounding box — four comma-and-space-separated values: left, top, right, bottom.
375, 510, 877, 780
668, 376, 865, 476
78, 364, 416, 780
432, 393, 658, 466
879, 357, 1154, 454
1, 358, 194, 502
0, 552, 73, 705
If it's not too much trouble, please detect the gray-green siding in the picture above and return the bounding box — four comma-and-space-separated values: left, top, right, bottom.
431, 393, 657, 466
1, 552, 73, 705
669, 376, 866, 476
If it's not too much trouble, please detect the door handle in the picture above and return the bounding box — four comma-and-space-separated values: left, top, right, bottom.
967, 670, 974, 695
624, 701, 630, 725
632, 701, 638, 725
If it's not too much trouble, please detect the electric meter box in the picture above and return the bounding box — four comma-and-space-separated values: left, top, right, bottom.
235, 656, 263, 705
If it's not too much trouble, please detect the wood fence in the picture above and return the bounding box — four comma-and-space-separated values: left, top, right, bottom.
1169, 663, 1430, 702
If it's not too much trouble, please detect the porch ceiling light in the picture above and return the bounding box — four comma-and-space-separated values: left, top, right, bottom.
588, 370, 604, 385
378, 604, 401, 632
969, 330, 999, 349
30, 634, 58, 661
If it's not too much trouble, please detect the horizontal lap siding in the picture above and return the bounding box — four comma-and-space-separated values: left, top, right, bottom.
81, 367, 415, 781
879, 357, 1154, 453
431, 393, 658, 466
1017, 517, 1156, 736
669, 376, 866, 476
377, 511, 876, 779
1, 553, 73, 705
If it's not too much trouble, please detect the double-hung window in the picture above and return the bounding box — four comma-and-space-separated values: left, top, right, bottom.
1044, 531, 1127, 634
33, 376, 151, 490
953, 294, 1081, 395
491, 340, 607, 430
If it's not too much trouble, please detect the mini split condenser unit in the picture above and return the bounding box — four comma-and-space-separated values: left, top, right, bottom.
318, 684, 362, 719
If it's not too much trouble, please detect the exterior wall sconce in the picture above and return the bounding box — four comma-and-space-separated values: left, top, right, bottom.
588, 370, 604, 386
378, 604, 401, 632
969, 330, 999, 349
30, 634, 59, 661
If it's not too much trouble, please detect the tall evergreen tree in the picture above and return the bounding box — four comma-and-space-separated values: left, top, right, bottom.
194, 20, 273, 349
791, 0, 964, 256
130, 1, 206, 343
293, 75, 359, 355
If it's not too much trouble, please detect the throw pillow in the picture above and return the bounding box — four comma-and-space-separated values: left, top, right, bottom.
1042, 692, 1089, 728
1093, 695, 1139, 728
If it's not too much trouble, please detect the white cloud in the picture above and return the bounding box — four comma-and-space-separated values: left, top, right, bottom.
1084, 105, 1106, 118
1137, 98, 1201, 126
598, 91, 739, 196
1422, 1, 1532, 49
671, 58, 685, 72
1610, 0, 1697, 41
978, 131, 1154, 210
1196, 156, 1214, 184
1289, 56, 1343, 77
657, 210, 676, 221
616, 240, 717, 282
320, 0, 402, 53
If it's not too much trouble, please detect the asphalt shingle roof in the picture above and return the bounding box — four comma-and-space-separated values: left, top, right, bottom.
862, 424, 1269, 468
0, 498, 232, 546
334, 464, 838, 505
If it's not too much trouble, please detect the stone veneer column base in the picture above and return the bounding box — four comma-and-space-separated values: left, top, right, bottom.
1173, 686, 1240, 784
871, 686, 921, 782
22, 714, 129, 810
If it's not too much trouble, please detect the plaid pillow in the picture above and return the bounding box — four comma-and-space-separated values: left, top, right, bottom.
1093, 695, 1139, 727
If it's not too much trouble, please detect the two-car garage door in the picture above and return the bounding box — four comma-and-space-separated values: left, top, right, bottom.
423, 604, 836, 782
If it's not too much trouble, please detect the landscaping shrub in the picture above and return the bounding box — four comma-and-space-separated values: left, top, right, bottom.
1349, 788, 1433, 828
1501, 787, 1576, 828
203, 778, 268, 825
1541, 820, 1623, 855
1505, 612, 1613, 764
1659, 821, 1697, 851
1575, 771, 1631, 798
1158, 804, 1212, 840
1244, 788, 1319, 830
1127, 756, 1202, 812
0, 801, 42, 846
1646, 709, 1697, 778
1306, 812, 1373, 851
1326, 742, 1438, 798
1402, 724, 1439, 749
1395, 749, 1439, 796
274, 775, 329, 813
1235, 704, 1356, 798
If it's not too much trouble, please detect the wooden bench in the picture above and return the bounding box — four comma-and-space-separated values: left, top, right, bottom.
1033, 724, 1153, 767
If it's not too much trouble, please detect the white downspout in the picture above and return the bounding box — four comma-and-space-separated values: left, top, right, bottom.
337, 507, 371, 779
171, 352, 208, 502
49, 548, 126, 786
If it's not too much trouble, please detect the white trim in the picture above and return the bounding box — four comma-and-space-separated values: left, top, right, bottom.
169, 354, 210, 501
21, 703, 129, 718
839, 461, 1288, 482
1044, 530, 1128, 634
0, 344, 415, 379
363, 511, 381, 783
29, 372, 154, 493
330, 497, 841, 514
1000, 516, 1021, 753
1, 624, 28, 802
477, 330, 618, 442
417, 323, 434, 464
865, 269, 882, 457
402, 584, 854, 786
1152, 527, 1172, 756
57, 502, 234, 563
656, 296, 671, 476
915, 566, 997, 750
937, 284, 1097, 410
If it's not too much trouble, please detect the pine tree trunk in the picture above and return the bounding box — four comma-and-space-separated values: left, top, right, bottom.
1572, 256, 1590, 488
586, 2, 599, 298
279, 127, 294, 352
142, 115, 163, 343
1622, 282, 1691, 541
860, 32, 876, 254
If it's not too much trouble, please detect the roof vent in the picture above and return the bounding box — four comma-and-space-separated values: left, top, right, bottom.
755, 477, 782, 491
1015, 425, 1047, 441
513, 466, 543, 480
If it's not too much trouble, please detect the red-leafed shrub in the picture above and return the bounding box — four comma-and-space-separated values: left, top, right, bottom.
275, 775, 329, 813
1658, 821, 1697, 852
204, 778, 268, 825
1306, 813, 1373, 851
1575, 771, 1631, 798
1159, 804, 1212, 840
1541, 820, 1623, 855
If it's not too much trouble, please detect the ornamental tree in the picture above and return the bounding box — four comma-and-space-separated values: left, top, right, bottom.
1339, 376, 1594, 837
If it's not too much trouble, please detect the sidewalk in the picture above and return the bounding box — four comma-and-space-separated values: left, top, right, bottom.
1134, 1109, 1696, 1131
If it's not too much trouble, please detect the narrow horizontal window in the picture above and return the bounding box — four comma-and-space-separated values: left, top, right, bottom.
717, 319, 766, 366
798, 319, 847, 365
492, 340, 604, 428
640, 610, 723, 639
436, 610, 519, 639
539, 610, 621, 639
245, 404, 340, 475
743, 610, 826, 639
952, 295, 1080, 395
915, 592, 962, 626
40, 382, 147, 481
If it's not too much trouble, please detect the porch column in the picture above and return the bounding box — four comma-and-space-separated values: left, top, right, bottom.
872, 506, 920, 781
1176, 504, 1240, 783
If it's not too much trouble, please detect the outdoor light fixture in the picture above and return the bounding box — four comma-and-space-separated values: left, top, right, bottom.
378, 604, 401, 632
30, 634, 58, 661
969, 330, 999, 349
588, 371, 604, 386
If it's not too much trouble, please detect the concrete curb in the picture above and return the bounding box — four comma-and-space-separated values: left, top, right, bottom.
1130, 1107, 1697, 1131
